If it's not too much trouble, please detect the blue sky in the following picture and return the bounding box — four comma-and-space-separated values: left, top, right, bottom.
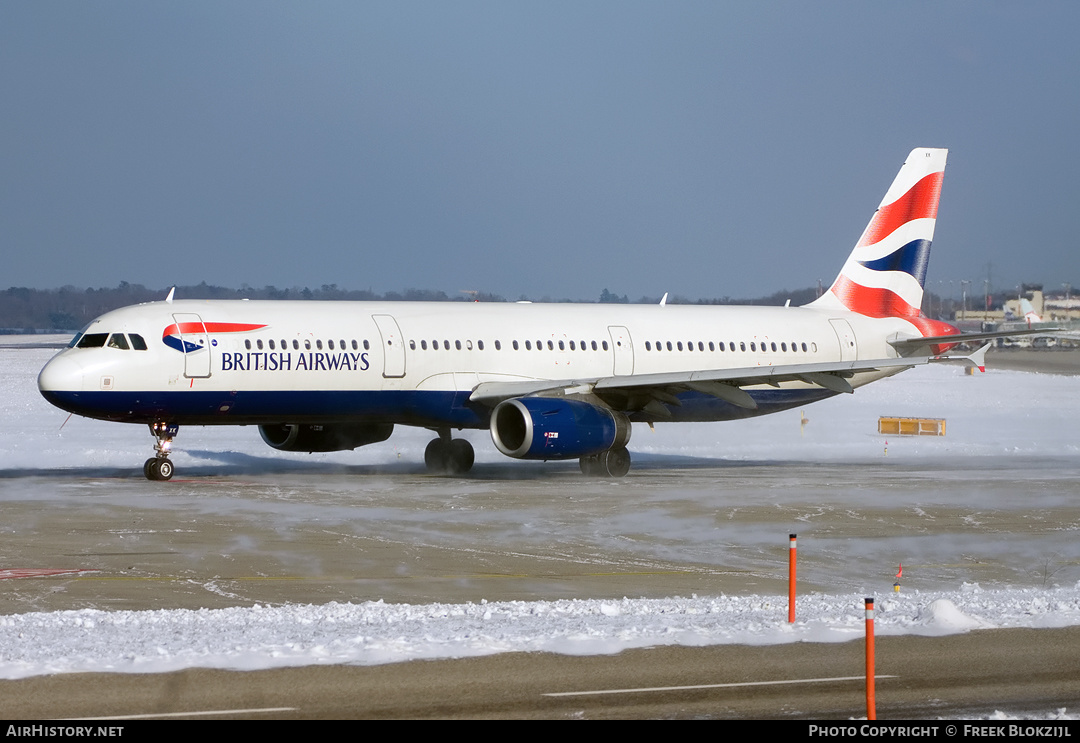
2, 2, 1077, 301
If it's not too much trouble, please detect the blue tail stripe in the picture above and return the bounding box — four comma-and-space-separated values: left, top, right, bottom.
856, 238, 932, 287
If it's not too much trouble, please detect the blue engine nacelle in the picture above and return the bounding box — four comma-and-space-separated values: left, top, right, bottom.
490, 397, 631, 460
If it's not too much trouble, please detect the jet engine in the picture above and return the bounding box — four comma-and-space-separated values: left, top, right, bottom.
490, 397, 630, 460
259, 423, 394, 453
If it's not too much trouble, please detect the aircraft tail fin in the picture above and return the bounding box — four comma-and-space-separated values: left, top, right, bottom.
1020, 298, 1043, 324
808, 148, 947, 323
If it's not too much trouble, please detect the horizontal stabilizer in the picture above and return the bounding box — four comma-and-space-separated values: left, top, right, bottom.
929, 342, 992, 372
890, 327, 1062, 350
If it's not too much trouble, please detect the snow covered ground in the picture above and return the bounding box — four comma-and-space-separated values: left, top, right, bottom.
2, 337, 1079, 689
3, 585, 1080, 681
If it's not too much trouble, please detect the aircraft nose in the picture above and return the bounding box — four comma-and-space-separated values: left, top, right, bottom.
37, 353, 85, 395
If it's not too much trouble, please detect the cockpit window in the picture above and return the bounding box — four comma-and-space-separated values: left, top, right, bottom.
67, 333, 82, 348
107, 333, 130, 350
129, 334, 147, 350
76, 333, 109, 349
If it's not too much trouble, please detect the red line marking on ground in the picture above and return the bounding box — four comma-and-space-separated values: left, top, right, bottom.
0, 568, 100, 580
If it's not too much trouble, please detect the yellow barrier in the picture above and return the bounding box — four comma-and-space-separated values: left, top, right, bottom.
877, 416, 945, 436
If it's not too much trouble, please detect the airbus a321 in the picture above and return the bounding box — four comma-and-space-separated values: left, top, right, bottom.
39, 148, 993, 480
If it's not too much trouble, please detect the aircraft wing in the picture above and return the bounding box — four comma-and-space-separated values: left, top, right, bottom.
469, 347, 988, 415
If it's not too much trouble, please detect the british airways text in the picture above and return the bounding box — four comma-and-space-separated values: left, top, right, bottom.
219, 352, 370, 372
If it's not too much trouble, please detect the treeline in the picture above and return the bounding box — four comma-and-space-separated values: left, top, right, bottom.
0, 282, 825, 332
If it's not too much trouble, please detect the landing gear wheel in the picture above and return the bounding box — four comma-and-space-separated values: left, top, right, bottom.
447, 439, 474, 475
144, 458, 174, 481
424, 439, 450, 474
599, 447, 631, 478
155, 459, 174, 481
425, 437, 474, 475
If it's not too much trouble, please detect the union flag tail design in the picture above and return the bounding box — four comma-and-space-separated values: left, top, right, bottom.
808, 148, 950, 336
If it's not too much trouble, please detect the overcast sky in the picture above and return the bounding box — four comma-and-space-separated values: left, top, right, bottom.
2, 2, 1077, 301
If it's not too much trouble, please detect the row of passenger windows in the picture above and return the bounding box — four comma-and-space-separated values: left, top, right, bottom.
71, 332, 148, 350
244, 338, 370, 351
408, 338, 611, 352
247, 337, 820, 354
644, 340, 819, 353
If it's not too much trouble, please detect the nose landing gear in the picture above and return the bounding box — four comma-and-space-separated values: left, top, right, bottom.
144, 422, 179, 481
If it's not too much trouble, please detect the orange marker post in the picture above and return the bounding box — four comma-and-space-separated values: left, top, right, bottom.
788, 534, 797, 623
865, 597, 876, 720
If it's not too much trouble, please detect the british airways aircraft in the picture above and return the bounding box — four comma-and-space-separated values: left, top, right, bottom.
39, 148, 990, 481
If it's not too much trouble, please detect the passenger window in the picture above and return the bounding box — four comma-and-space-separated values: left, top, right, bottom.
455, 340, 462, 350
328, 340, 334, 350
129, 334, 147, 351
444, 340, 450, 350
677, 342, 683, 351
107, 333, 129, 350
409, 340, 416, 350
512, 340, 518, 350
570, 340, 576, 350
708, 342, 714, 351
602, 341, 609, 351
525, 340, 532, 350
591, 341, 597, 351
363, 340, 370, 350
245, 339, 252, 350
478, 340, 485, 350
645, 341, 651, 351
316, 340, 323, 350
421, 340, 428, 350
257, 339, 264, 350
294, 340, 300, 350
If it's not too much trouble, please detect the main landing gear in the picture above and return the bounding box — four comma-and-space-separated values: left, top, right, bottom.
579, 447, 632, 478
144, 422, 178, 481
424, 430, 474, 475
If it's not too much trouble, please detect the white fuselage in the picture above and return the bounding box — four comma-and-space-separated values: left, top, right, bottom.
38, 299, 917, 428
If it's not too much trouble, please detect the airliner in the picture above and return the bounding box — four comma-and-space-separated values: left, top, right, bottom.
39, 148, 993, 481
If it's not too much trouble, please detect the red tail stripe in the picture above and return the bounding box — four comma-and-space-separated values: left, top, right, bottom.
858, 171, 943, 248
831, 276, 920, 319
